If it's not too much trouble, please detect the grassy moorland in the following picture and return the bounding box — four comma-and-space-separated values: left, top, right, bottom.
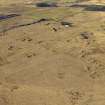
0, 0, 105, 105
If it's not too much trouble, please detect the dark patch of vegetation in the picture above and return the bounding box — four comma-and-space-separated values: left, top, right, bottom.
52, 27, 57, 32
84, 5, 105, 11
0, 18, 52, 33
38, 18, 50, 22
26, 53, 36, 58
61, 21, 73, 27
8, 46, 14, 50
0, 14, 20, 20
71, 4, 105, 11
80, 32, 93, 39
70, 4, 88, 8
36, 2, 57, 7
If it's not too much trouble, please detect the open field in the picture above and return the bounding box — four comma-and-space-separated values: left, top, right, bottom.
1, 0, 105, 105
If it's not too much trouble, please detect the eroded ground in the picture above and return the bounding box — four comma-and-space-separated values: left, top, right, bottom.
0, 0, 105, 105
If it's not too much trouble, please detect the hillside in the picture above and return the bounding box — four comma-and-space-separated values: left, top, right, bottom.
0, 0, 105, 105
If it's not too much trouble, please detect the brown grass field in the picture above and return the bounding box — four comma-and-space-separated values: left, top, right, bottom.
0, 0, 105, 105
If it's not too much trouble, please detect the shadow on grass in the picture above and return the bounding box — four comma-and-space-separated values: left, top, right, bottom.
71, 4, 105, 11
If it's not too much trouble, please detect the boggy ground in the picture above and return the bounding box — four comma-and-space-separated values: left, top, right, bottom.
0, 0, 105, 105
